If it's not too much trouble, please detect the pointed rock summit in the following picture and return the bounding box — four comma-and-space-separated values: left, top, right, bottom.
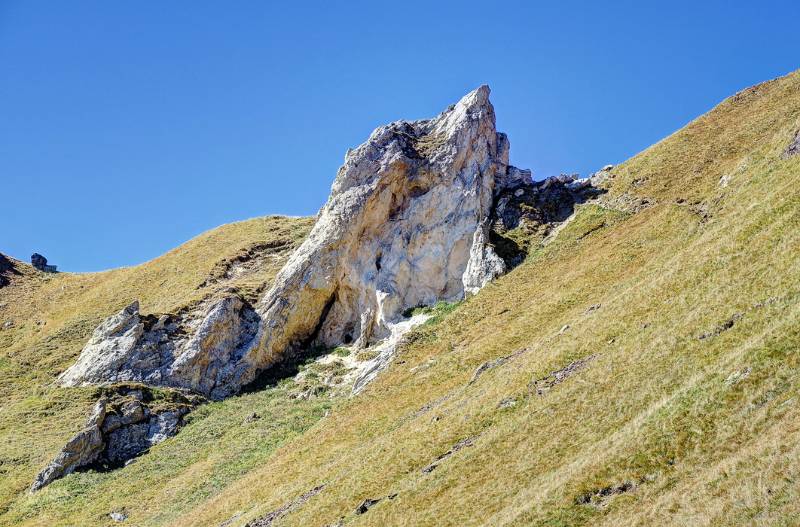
59, 86, 532, 398
241, 85, 524, 388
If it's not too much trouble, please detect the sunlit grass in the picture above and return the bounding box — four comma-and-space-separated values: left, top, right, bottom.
2, 70, 800, 526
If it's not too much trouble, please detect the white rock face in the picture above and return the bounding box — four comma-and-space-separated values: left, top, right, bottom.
351, 313, 431, 394
59, 86, 529, 398
233, 86, 519, 387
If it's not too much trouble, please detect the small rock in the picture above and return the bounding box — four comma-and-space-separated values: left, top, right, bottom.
109, 511, 127, 522
781, 129, 800, 159
498, 397, 516, 409
513, 188, 525, 197
558, 324, 570, 335
244, 412, 261, 423
2, 320, 13, 330
355, 498, 381, 515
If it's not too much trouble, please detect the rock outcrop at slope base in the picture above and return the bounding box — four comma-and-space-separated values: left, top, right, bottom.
31, 387, 195, 491
58, 86, 532, 399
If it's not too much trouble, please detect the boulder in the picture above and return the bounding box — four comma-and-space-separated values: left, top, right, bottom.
31, 253, 57, 272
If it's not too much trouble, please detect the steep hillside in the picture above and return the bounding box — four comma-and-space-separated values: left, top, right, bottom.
2, 69, 800, 526
0, 216, 314, 518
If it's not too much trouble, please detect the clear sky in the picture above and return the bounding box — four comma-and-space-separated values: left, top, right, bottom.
2, 1, 798, 272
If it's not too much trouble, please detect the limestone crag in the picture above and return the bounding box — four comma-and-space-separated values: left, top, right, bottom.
239, 86, 524, 390
58, 86, 579, 399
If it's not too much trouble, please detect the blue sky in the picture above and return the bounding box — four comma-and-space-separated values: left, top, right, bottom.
2, 1, 798, 272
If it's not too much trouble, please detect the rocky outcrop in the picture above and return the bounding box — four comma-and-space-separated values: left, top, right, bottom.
58, 297, 260, 399
237, 86, 524, 391
490, 173, 606, 266
31, 253, 57, 273
783, 129, 800, 159
30, 398, 106, 491
59, 86, 601, 400
31, 387, 195, 491
59, 86, 533, 398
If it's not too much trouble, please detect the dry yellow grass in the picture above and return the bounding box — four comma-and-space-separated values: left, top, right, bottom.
2, 70, 800, 526
169, 70, 798, 526
0, 215, 314, 522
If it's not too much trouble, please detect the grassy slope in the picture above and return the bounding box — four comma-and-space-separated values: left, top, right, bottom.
1, 70, 798, 526
164, 71, 797, 526
0, 215, 316, 523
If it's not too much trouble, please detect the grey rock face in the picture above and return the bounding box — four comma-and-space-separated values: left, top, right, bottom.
31, 387, 194, 491
239, 86, 524, 390
59, 296, 260, 399
30, 399, 106, 491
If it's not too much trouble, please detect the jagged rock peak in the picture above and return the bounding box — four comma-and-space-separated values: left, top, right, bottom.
240, 85, 525, 388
